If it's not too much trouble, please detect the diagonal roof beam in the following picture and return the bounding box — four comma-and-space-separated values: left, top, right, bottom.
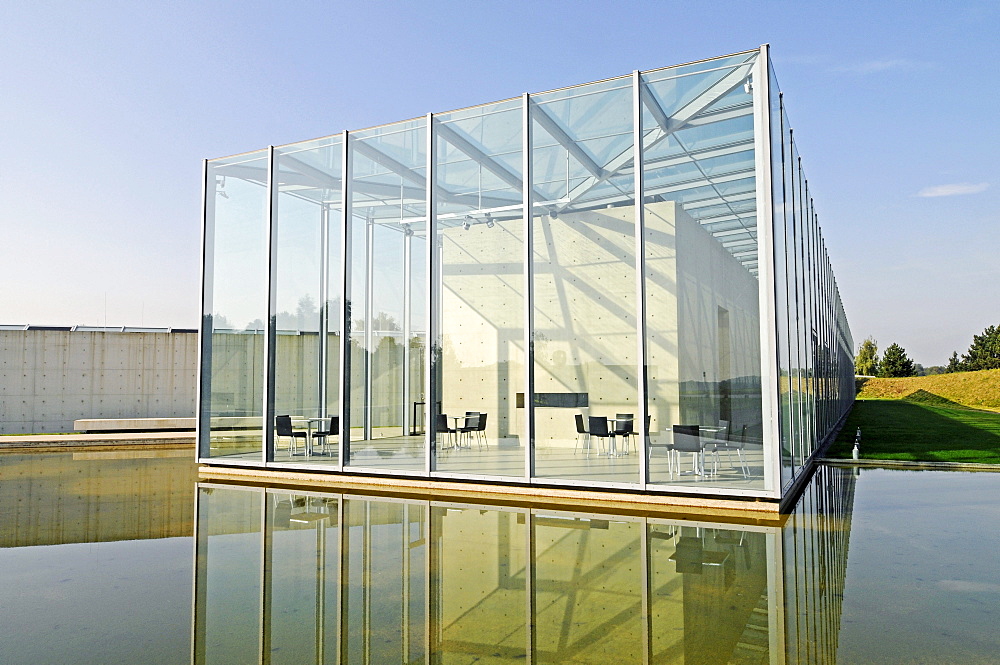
435, 122, 524, 193
642, 59, 754, 140
558, 57, 755, 209
352, 139, 427, 189
352, 138, 476, 207
530, 100, 607, 180
279, 154, 341, 191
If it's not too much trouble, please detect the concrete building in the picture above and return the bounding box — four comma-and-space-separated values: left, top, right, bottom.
198, 46, 853, 509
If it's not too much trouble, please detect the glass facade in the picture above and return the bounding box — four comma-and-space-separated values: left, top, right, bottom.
198, 46, 853, 501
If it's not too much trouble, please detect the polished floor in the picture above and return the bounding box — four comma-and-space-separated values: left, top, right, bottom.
207, 430, 765, 491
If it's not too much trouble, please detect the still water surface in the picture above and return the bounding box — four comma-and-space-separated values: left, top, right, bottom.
0, 448, 997, 664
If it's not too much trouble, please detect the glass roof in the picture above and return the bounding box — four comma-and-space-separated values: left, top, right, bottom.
209, 49, 761, 271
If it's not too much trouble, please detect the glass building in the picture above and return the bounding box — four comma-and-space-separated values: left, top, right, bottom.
198, 45, 853, 504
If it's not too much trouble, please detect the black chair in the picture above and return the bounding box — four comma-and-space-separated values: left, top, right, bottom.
473, 412, 488, 448
311, 416, 339, 456
614, 418, 634, 455
671, 424, 703, 475
588, 416, 615, 455
436, 413, 458, 448
718, 424, 750, 478
615, 413, 634, 421
574, 413, 590, 451
459, 412, 480, 448
275, 415, 308, 456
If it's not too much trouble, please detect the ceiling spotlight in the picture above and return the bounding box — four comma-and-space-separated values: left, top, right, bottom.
462, 215, 472, 231
485, 213, 494, 228
743, 77, 753, 94
401, 222, 413, 237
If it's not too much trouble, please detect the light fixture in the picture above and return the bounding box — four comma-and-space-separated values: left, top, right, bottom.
462, 215, 472, 231
485, 213, 494, 228
743, 77, 753, 94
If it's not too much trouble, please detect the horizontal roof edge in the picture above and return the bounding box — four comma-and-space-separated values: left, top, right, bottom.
208, 46, 763, 162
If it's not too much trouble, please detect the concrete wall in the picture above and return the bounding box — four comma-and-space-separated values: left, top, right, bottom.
432, 200, 761, 447
0, 329, 198, 434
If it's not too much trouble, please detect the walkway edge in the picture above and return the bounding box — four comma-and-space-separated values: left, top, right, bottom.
199, 465, 787, 524
0, 432, 195, 450
820, 458, 1000, 472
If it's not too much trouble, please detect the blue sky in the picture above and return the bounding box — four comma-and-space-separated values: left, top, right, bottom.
1, 1, 997, 366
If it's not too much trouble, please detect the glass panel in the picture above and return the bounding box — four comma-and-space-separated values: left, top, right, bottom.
342, 498, 426, 664
266, 490, 339, 665
431, 506, 526, 660
641, 52, 765, 489
530, 76, 639, 483
792, 141, 807, 476
785, 126, 801, 480
773, 74, 793, 489
194, 486, 262, 665
648, 521, 771, 664
804, 196, 816, 460
201, 151, 268, 460
273, 137, 343, 465
432, 98, 525, 477
533, 514, 643, 662
346, 118, 427, 471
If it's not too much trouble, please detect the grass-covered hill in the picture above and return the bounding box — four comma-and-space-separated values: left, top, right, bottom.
856, 368, 1000, 412
828, 369, 1000, 463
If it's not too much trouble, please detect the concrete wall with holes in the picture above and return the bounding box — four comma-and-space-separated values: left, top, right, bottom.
0, 330, 199, 434
436, 200, 761, 448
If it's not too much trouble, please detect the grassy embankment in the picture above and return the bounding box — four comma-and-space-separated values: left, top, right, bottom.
826, 369, 1000, 464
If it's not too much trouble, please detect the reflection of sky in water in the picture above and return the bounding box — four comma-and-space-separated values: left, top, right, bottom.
1, 449, 999, 664
836, 468, 1000, 664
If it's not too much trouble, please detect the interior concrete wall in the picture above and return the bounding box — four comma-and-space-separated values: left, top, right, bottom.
0, 330, 198, 434
431, 200, 761, 448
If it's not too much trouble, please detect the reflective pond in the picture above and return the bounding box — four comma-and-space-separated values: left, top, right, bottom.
0, 448, 998, 664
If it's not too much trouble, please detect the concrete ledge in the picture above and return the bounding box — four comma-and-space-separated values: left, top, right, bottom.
74, 417, 196, 432
820, 458, 1000, 472
199, 464, 786, 525
0, 431, 195, 450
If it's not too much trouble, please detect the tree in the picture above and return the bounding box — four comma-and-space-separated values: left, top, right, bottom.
961, 324, 1000, 371
946, 351, 963, 373
854, 337, 879, 376
878, 343, 916, 377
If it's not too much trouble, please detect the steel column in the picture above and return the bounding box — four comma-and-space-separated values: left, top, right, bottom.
522, 93, 535, 479
633, 70, 650, 488
320, 203, 330, 420
753, 45, 782, 497
425, 113, 437, 472
196, 159, 212, 460
339, 133, 351, 469
264, 146, 278, 463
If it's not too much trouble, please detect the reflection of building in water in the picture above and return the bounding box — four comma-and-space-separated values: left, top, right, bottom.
193, 464, 856, 664
0, 449, 196, 547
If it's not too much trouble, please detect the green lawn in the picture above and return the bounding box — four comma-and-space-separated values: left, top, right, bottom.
827, 396, 1000, 464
